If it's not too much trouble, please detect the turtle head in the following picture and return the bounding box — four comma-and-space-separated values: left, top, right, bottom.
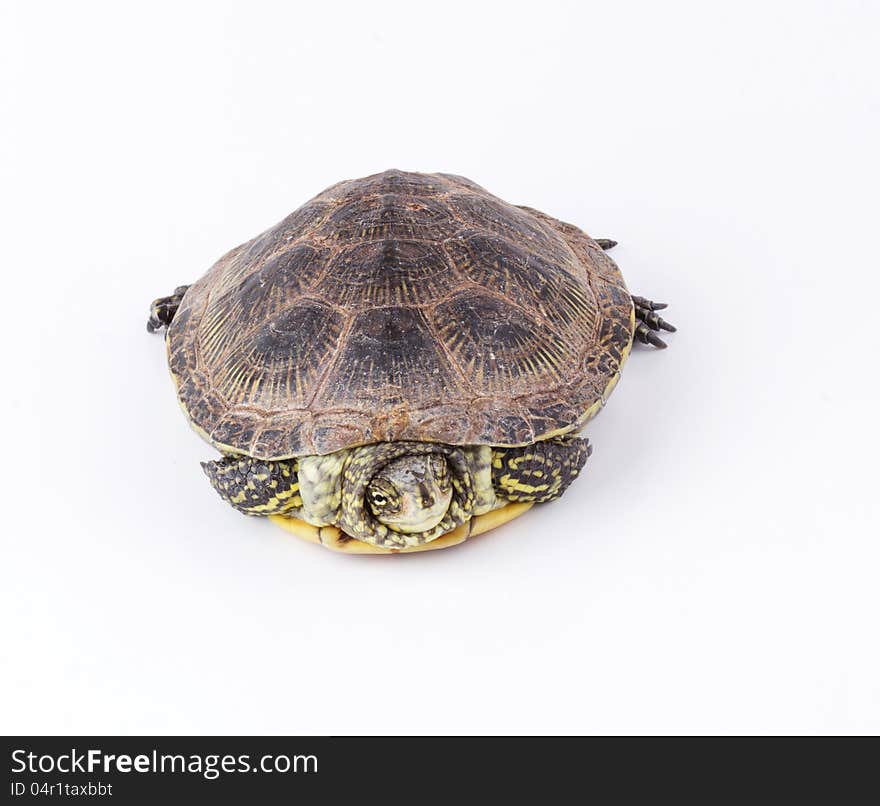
366, 453, 453, 534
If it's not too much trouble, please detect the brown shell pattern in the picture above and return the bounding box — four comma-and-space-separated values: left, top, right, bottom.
167, 170, 634, 459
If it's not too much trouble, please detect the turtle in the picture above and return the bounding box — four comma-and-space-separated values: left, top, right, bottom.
147, 170, 675, 554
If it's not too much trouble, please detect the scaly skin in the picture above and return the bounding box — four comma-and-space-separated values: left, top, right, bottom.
201, 456, 301, 515
491, 435, 591, 503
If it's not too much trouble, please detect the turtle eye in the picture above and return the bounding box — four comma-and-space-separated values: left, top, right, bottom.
367, 480, 400, 515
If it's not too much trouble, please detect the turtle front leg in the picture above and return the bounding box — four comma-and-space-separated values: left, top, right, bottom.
632, 295, 676, 349
147, 285, 191, 333
491, 435, 591, 503
201, 455, 302, 515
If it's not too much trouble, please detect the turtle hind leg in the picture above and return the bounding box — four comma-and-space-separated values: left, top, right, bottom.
593, 240, 676, 347
632, 294, 676, 349
491, 435, 591, 504
147, 285, 190, 333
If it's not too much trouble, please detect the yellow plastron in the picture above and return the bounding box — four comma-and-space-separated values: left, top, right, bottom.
268, 502, 533, 554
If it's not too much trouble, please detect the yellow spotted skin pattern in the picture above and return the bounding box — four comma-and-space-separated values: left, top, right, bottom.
201, 456, 302, 515
491, 434, 591, 503
296, 452, 347, 525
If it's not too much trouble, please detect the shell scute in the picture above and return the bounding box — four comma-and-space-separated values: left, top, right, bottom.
469, 405, 535, 446
443, 230, 589, 327
207, 244, 332, 339
275, 200, 333, 241
448, 194, 568, 261
209, 410, 260, 452
317, 239, 458, 309
210, 300, 343, 411
313, 306, 468, 413
519, 397, 581, 440
318, 193, 459, 244
431, 291, 572, 396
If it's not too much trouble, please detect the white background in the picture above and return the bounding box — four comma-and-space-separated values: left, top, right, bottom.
2, 0, 878, 735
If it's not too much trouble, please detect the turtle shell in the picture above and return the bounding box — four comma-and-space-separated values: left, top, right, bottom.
167, 170, 634, 459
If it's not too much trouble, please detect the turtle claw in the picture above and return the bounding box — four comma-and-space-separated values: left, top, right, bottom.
632, 295, 670, 313
632, 294, 676, 349
638, 308, 676, 332
635, 324, 668, 349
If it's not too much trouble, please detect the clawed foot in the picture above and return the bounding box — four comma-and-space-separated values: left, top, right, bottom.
147, 285, 190, 333
594, 238, 678, 349
632, 295, 676, 349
